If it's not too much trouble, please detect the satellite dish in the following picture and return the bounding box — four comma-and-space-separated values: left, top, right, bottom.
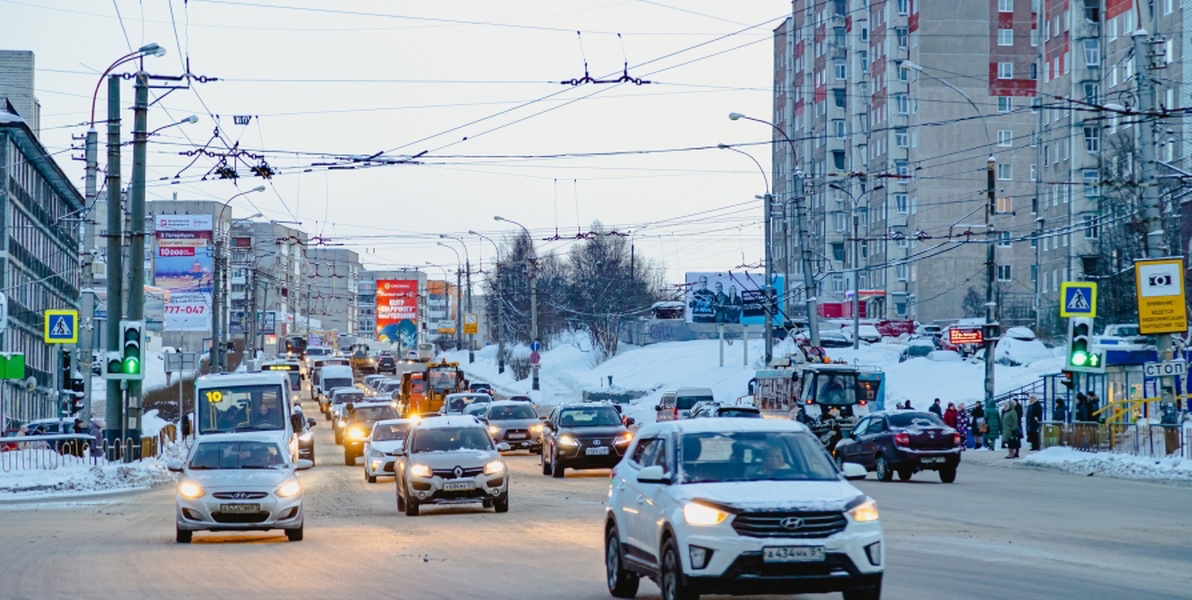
24, 376, 37, 391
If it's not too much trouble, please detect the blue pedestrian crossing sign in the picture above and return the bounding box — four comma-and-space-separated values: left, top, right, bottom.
1059, 282, 1097, 318
44, 310, 79, 344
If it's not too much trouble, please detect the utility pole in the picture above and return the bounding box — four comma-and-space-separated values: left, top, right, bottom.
984, 157, 997, 412
529, 255, 539, 391
102, 75, 124, 456
212, 235, 225, 371
465, 258, 474, 364
763, 193, 774, 366
455, 269, 463, 352
793, 173, 820, 345
125, 70, 149, 453
79, 125, 97, 425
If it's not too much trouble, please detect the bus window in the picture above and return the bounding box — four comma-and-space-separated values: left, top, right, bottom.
198, 384, 286, 434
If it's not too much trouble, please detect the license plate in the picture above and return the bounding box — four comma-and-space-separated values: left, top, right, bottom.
763, 546, 825, 563
220, 503, 260, 514
922, 457, 945, 464
442, 481, 474, 491
585, 446, 610, 456
507, 433, 527, 440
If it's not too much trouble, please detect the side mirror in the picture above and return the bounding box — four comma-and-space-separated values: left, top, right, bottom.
636, 465, 670, 485
295, 459, 314, 471
496, 442, 512, 452
625, 417, 636, 427
654, 405, 661, 411
307, 418, 317, 428
841, 462, 867, 481
166, 460, 184, 473
539, 415, 549, 421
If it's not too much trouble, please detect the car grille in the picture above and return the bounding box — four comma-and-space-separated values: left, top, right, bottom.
731, 511, 848, 538
212, 492, 268, 500
211, 512, 270, 524
432, 466, 483, 479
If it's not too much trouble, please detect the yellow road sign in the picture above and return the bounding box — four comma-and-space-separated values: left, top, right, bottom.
1135, 258, 1188, 335
464, 313, 479, 335
44, 309, 79, 344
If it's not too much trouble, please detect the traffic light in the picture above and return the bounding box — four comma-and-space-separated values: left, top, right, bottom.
1066, 318, 1103, 372
1060, 371, 1075, 389
120, 320, 145, 379
104, 351, 123, 379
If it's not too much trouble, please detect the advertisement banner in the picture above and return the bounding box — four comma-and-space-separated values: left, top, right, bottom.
376, 279, 419, 347
684, 272, 784, 326
155, 215, 214, 331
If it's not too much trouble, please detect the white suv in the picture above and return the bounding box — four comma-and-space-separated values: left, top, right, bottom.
604, 419, 882, 600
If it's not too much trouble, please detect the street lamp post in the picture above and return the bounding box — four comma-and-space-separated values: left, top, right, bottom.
729, 112, 820, 346
441, 234, 474, 363
212, 186, 265, 371
718, 143, 775, 365
437, 242, 464, 353
830, 183, 885, 349
494, 215, 539, 391
470, 230, 505, 374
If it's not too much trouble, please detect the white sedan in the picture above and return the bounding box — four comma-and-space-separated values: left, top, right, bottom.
364, 418, 415, 483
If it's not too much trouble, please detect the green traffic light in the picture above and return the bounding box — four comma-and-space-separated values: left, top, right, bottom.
1070, 351, 1089, 367
123, 357, 141, 374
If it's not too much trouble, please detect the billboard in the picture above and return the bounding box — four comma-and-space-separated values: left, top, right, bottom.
155, 214, 214, 331
684, 272, 784, 326
376, 279, 419, 347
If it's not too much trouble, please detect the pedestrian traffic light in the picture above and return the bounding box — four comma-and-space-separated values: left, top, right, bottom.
1066, 318, 1103, 372
1060, 371, 1075, 389
120, 320, 145, 379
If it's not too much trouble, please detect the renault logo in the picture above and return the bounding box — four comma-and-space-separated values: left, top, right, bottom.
593, 439, 601, 446
453, 466, 463, 479
780, 517, 805, 530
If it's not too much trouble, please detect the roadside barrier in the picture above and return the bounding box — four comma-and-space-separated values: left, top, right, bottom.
1041, 420, 1190, 459
0, 424, 179, 474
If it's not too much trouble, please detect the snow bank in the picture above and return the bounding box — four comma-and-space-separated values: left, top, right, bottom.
1021, 447, 1192, 484
0, 453, 177, 499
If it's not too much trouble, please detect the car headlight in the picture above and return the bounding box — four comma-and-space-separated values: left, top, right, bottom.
484, 460, 506, 475
410, 464, 432, 478
348, 427, 367, 441
530, 423, 544, 433
488, 425, 500, 436
557, 435, 579, 447
850, 498, 880, 523
682, 501, 729, 526
178, 480, 205, 499
275, 479, 302, 498
615, 431, 633, 445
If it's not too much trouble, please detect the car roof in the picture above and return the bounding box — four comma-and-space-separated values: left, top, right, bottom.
675, 387, 713, 395
193, 432, 287, 445
637, 418, 809, 437
195, 371, 288, 387
331, 388, 365, 396
373, 418, 414, 428
353, 401, 395, 408
412, 415, 485, 430
487, 400, 535, 408
446, 393, 490, 399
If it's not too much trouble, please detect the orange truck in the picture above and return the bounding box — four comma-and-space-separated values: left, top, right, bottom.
400, 360, 464, 416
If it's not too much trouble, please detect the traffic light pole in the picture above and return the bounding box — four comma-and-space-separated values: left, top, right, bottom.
102, 75, 124, 459
124, 71, 149, 457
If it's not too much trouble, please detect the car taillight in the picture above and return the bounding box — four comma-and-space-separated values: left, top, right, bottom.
858, 399, 867, 406
673, 406, 678, 419
953, 433, 962, 446
894, 433, 910, 446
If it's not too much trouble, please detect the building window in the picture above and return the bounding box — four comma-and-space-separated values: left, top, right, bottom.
1083, 169, 1100, 198
1030, 29, 1038, 47
895, 93, 909, 115
997, 129, 1013, 147
998, 231, 1012, 247
893, 226, 909, 248
833, 119, 846, 138
996, 196, 1013, 214
835, 60, 847, 80
1084, 126, 1100, 153
859, 51, 868, 74
998, 29, 1014, 46
998, 62, 1014, 79
1030, 163, 1037, 181
1083, 215, 1100, 239
832, 273, 846, 293
895, 127, 909, 148
833, 88, 847, 109
997, 264, 1012, 281
833, 212, 847, 232
996, 163, 1012, 180
896, 0, 909, 15
861, 27, 869, 42
896, 263, 909, 281
1083, 40, 1100, 67
998, 97, 1013, 112
895, 193, 909, 214
998, 0, 1013, 12
894, 160, 909, 179
895, 28, 908, 50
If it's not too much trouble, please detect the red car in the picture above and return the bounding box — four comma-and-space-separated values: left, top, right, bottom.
833, 410, 963, 483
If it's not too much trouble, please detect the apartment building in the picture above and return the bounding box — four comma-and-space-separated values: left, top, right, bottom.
306, 247, 361, 337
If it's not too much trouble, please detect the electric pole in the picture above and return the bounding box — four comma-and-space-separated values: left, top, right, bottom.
465, 258, 474, 364
102, 75, 124, 457
793, 173, 820, 345
79, 126, 97, 425
125, 70, 149, 454
984, 157, 997, 412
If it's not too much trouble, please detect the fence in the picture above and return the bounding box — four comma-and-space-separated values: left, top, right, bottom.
1041, 420, 1190, 459
0, 424, 179, 474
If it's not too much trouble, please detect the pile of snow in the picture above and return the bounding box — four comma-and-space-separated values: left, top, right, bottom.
141, 409, 172, 438
994, 327, 1054, 366
1021, 447, 1192, 484
0, 454, 176, 499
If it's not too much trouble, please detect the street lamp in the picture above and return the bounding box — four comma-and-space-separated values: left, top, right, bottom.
494, 215, 539, 391
148, 114, 199, 137
437, 242, 464, 353
897, 60, 991, 147
728, 112, 820, 346
470, 230, 506, 374
830, 183, 885, 349
440, 234, 475, 363
212, 186, 266, 371
719, 143, 776, 365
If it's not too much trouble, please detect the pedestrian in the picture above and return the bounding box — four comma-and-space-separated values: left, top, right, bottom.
1026, 395, 1044, 452
1054, 397, 1067, 424
970, 401, 985, 449
1087, 391, 1101, 422
1075, 393, 1091, 422
956, 402, 970, 451
1002, 399, 1022, 458
943, 402, 958, 428
929, 398, 943, 417
902, 401, 914, 411
984, 398, 1001, 450
88, 420, 103, 459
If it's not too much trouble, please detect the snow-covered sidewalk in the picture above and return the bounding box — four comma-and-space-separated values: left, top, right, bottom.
1016, 447, 1192, 484
0, 455, 176, 500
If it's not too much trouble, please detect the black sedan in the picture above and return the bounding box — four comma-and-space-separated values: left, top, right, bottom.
540, 404, 632, 478
376, 352, 396, 373
292, 411, 318, 464
834, 410, 962, 482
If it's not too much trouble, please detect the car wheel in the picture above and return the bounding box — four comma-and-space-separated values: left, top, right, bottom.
551, 452, 565, 479
366, 472, 377, 483
897, 468, 913, 481
605, 524, 640, 598
843, 575, 882, 600
344, 450, 354, 466
482, 499, 493, 509
308, 446, 316, 466
396, 487, 406, 512
660, 539, 698, 600
494, 493, 509, 513
875, 456, 893, 482
541, 447, 552, 475
175, 526, 192, 544
404, 495, 420, 517
285, 524, 304, 542
939, 467, 957, 483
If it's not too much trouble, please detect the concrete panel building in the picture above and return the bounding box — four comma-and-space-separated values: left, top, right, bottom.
0, 50, 40, 138
306, 247, 361, 337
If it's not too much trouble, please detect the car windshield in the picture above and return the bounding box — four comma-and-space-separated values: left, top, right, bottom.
411, 427, 492, 453
324, 377, 352, 390
888, 412, 945, 428
557, 407, 622, 428
676, 395, 710, 410
373, 423, 410, 441
445, 394, 490, 413
197, 384, 287, 434
333, 393, 364, 405
488, 405, 537, 420
351, 406, 400, 422
679, 431, 838, 484
718, 408, 762, 418
189, 441, 286, 470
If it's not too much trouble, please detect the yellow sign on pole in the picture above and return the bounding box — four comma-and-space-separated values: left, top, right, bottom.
44, 309, 79, 344
1134, 258, 1188, 335
463, 313, 479, 335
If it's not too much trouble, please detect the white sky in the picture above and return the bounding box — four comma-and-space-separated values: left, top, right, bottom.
3, 0, 788, 283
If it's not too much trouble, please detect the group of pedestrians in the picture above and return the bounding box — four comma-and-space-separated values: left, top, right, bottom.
913, 395, 1049, 458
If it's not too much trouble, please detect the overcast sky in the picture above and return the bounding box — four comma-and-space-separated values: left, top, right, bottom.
3, 0, 787, 283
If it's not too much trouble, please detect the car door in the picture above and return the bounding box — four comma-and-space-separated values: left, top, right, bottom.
860, 416, 888, 468
839, 417, 869, 463
542, 408, 560, 456
634, 434, 673, 565
619, 437, 663, 560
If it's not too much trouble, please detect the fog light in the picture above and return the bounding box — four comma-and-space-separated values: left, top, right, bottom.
865, 541, 882, 566
371, 460, 382, 471
491, 487, 502, 496
417, 492, 427, 500
689, 545, 712, 570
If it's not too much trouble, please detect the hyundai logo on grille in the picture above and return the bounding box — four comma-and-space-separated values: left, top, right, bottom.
780, 517, 805, 530
231, 492, 250, 500
453, 466, 464, 478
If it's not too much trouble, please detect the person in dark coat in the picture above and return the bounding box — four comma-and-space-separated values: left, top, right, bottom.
984, 398, 1001, 449
1075, 393, 1091, 422
1002, 399, 1022, 458
1054, 397, 1067, 424
970, 402, 985, 449
928, 398, 943, 417
88, 420, 104, 458
1026, 395, 1044, 451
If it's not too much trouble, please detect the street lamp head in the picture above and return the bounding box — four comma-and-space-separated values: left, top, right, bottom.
900, 60, 923, 72
493, 215, 505, 222
251, 185, 266, 193
182, 115, 199, 125
829, 183, 844, 192
467, 230, 479, 235
872, 185, 885, 193
138, 43, 167, 58
717, 143, 731, 149
728, 112, 745, 121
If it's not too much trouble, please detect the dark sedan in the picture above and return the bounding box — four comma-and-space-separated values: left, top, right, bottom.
540, 404, 632, 478
376, 352, 396, 373
834, 410, 962, 482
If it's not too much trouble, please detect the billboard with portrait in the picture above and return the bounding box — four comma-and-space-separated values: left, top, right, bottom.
684, 272, 784, 326
376, 279, 419, 347
155, 214, 214, 331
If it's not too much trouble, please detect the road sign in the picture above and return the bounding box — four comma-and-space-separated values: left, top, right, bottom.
164, 352, 199, 374
948, 327, 983, 346
44, 310, 79, 344
530, 340, 542, 353
1135, 258, 1188, 334
1059, 282, 1097, 318
1143, 360, 1187, 378
529, 351, 541, 364
463, 313, 478, 335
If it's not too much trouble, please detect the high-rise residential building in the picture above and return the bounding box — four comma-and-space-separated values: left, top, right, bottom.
0, 50, 41, 138
774, 0, 1039, 326
306, 247, 361, 336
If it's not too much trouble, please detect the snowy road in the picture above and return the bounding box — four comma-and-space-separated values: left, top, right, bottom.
0, 418, 1189, 599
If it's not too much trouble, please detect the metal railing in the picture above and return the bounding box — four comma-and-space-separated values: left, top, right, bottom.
1041, 420, 1190, 459
0, 424, 179, 474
